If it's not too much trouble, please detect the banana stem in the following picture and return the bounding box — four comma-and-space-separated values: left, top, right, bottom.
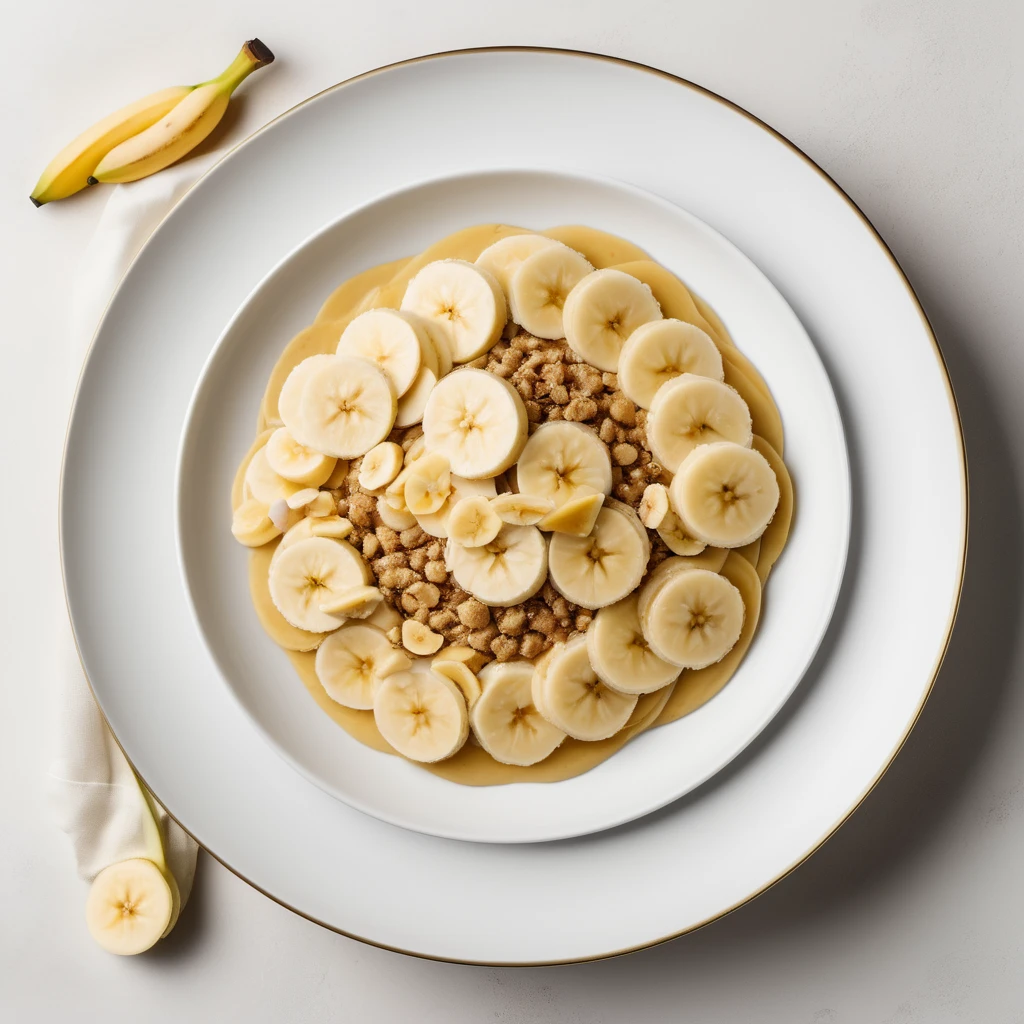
209, 38, 276, 93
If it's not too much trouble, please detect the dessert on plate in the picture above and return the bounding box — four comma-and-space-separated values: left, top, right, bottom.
229, 224, 793, 785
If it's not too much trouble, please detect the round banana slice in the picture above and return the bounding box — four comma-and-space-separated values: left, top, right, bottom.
265, 427, 338, 487
671, 441, 780, 548
448, 495, 502, 547
648, 373, 753, 472
422, 368, 528, 478
268, 536, 371, 632
508, 243, 594, 339
85, 858, 174, 955
562, 268, 662, 371
336, 308, 428, 398
315, 623, 410, 710
470, 660, 565, 765
587, 594, 680, 695
445, 523, 547, 606
476, 233, 560, 297
244, 446, 302, 504
515, 421, 613, 507
404, 452, 452, 515
532, 636, 637, 741
358, 441, 404, 491
547, 504, 649, 610
374, 670, 469, 763
400, 259, 506, 363
293, 355, 397, 459
618, 319, 725, 408
638, 566, 745, 669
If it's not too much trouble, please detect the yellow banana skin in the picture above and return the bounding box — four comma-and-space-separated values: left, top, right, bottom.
30, 86, 192, 205
90, 39, 274, 186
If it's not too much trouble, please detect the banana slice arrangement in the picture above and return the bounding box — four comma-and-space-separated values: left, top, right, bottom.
231, 225, 793, 776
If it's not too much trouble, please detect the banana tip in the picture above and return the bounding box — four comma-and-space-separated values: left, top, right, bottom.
87, 176, 99, 186
245, 38, 275, 68
29, 195, 43, 208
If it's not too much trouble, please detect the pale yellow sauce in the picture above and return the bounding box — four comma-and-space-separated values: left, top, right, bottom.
239, 224, 793, 785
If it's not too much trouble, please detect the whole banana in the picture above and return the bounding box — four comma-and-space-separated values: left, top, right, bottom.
30, 39, 274, 205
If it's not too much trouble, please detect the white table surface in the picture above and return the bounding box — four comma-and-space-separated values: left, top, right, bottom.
3, 0, 1021, 1018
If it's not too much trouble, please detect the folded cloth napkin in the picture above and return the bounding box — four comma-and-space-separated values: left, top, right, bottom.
48, 156, 219, 918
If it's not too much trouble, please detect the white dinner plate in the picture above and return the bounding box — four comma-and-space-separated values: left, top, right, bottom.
176, 168, 849, 843
62, 49, 966, 963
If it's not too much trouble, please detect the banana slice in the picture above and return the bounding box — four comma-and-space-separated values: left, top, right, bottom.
231, 498, 281, 547
85, 858, 174, 956
374, 670, 469, 762
292, 355, 397, 459
403, 452, 452, 516
319, 584, 383, 619
400, 259, 506, 363
648, 373, 753, 472
358, 441, 404, 491
432, 658, 483, 708
323, 458, 351, 488
537, 490, 605, 536
265, 427, 337, 487
638, 482, 670, 529
532, 636, 637, 741
656, 509, 707, 555
618, 319, 725, 408
445, 523, 547, 606
277, 353, 335, 442
587, 594, 680, 695
337, 308, 428, 397
422, 368, 528, 478
670, 441, 780, 548
508, 244, 594, 339
547, 504, 649, 610
420, 317, 454, 376
436, 644, 490, 674
244, 446, 302, 504
402, 619, 445, 656
490, 492, 554, 526
315, 623, 410, 709
268, 536, 370, 632
562, 268, 662, 371
393, 365, 437, 428
448, 495, 502, 547
412, 472, 493, 539
638, 566, 744, 669
376, 495, 417, 531
475, 233, 560, 297
515, 421, 612, 507
470, 660, 565, 765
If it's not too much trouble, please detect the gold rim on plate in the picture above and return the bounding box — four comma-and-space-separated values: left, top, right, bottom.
59, 46, 968, 966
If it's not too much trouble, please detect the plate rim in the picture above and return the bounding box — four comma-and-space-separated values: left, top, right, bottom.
59, 45, 968, 965
173, 163, 852, 844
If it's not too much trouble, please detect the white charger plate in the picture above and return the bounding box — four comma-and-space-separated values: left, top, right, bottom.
61, 49, 965, 963
176, 168, 849, 843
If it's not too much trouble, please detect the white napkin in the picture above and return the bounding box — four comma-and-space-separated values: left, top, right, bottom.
48, 156, 218, 915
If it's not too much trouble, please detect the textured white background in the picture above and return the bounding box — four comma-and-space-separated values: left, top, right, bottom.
3, 1, 1021, 1020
